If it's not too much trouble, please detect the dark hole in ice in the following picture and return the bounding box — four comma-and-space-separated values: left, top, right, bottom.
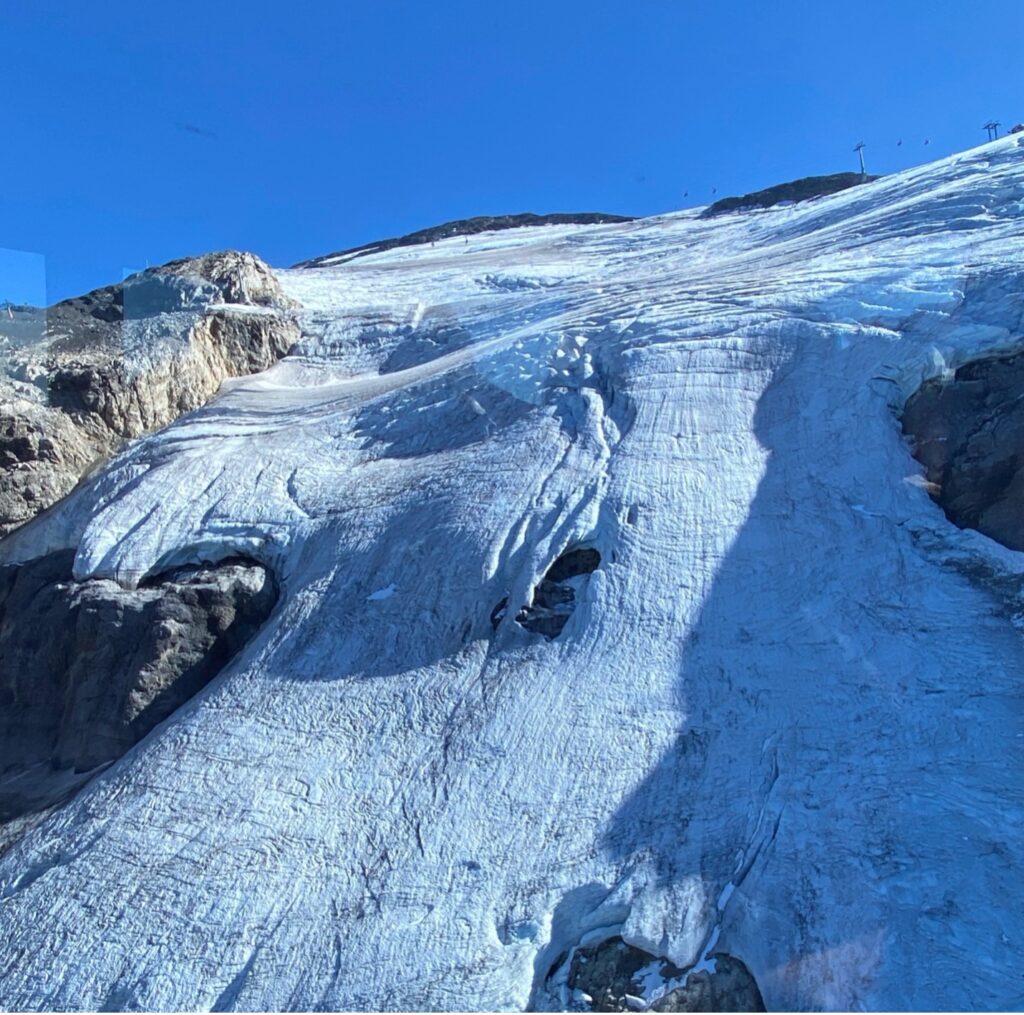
490, 597, 509, 628
491, 546, 600, 640
545, 547, 601, 583
558, 935, 765, 1013
902, 350, 1024, 551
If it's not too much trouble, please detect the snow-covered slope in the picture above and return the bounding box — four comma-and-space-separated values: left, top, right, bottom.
3, 136, 1024, 1011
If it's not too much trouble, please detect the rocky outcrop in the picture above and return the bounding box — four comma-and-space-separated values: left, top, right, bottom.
45, 251, 293, 348
560, 936, 764, 1013
902, 350, 1024, 550
0, 251, 299, 538
702, 172, 877, 217
0, 552, 277, 823
0, 409, 101, 530
293, 212, 635, 267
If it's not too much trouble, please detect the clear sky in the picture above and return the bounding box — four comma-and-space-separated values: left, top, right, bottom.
2, 0, 1021, 303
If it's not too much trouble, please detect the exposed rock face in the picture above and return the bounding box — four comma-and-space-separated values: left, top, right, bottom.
0, 552, 277, 823
46, 310, 298, 437
293, 212, 635, 267
702, 172, 877, 217
559, 936, 764, 1013
901, 350, 1024, 551
0, 251, 299, 537
0, 410, 99, 527
45, 251, 293, 346
156, 250, 291, 309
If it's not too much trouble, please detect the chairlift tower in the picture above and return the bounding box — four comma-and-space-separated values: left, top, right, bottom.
983, 120, 1001, 140
853, 142, 867, 176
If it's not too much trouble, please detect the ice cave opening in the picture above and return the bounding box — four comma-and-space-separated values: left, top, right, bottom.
491, 546, 601, 640
546, 934, 765, 1013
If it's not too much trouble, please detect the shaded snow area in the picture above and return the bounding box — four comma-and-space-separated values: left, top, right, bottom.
3, 136, 1024, 1011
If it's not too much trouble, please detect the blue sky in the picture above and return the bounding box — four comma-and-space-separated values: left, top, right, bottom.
2, 0, 1021, 303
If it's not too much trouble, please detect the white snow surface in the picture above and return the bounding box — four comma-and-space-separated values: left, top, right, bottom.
3, 137, 1024, 1011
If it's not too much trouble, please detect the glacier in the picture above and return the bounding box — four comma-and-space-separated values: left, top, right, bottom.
2, 135, 1024, 1011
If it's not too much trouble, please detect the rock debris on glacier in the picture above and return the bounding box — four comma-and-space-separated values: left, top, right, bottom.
2, 136, 1024, 1011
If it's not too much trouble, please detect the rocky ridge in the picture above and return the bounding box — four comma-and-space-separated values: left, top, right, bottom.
702, 172, 877, 217
293, 212, 635, 267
